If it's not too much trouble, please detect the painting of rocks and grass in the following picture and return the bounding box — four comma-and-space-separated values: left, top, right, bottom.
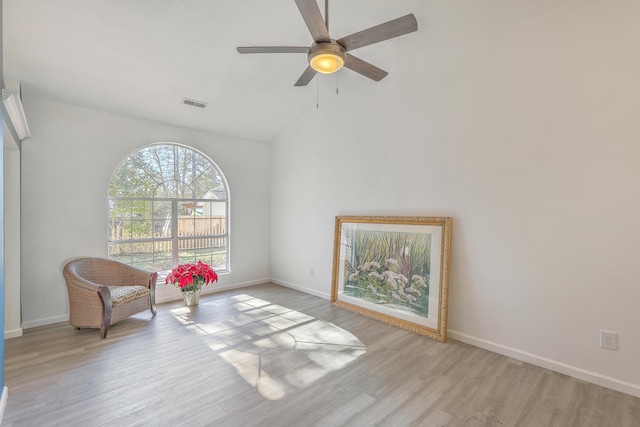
342, 229, 432, 317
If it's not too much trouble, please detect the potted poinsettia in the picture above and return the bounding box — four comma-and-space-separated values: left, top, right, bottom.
166, 261, 218, 306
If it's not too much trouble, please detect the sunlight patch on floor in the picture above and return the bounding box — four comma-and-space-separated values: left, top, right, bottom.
169, 293, 366, 400
219, 350, 287, 400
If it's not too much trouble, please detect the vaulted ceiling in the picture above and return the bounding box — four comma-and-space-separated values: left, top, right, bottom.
4, 0, 423, 142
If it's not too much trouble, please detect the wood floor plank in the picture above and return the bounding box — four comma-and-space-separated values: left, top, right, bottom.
3, 283, 640, 426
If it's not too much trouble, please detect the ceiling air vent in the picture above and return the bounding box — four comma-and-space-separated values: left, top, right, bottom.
181, 98, 207, 109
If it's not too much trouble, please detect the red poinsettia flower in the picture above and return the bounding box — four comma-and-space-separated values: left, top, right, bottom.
166, 261, 218, 291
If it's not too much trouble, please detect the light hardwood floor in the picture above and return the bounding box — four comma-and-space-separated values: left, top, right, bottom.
4, 283, 640, 426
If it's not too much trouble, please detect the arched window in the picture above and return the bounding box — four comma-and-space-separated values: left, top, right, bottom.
108, 143, 229, 277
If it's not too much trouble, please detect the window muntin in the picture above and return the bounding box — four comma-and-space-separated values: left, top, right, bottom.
108, 144, 229, 276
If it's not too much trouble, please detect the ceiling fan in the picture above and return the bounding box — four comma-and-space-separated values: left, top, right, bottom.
236, 0, 418, 86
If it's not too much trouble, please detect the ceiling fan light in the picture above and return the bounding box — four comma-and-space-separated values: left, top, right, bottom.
310, 53, 344, 74
308, 42, 346, 74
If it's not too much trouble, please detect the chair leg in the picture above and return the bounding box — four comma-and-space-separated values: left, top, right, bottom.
150, 285, 157, 316
100, 323, 109, 339
98, 286, 113, 340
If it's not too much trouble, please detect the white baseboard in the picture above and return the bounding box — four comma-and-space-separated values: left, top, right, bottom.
4, 328, 23, 339
270, 278, 331, 300
448, 330, 640, 398
0, 386, 8, 424
22, 314, 69, 330
202, 278, 270, 295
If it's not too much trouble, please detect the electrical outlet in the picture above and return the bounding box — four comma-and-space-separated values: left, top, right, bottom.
310, 268, 315, 277
600, 330, 618, 351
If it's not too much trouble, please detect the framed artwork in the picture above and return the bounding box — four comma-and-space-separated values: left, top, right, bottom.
331, 216, 452, 342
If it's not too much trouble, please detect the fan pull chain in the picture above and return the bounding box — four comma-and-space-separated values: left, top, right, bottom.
336, 57, 340, 95
316, 75, 319, 109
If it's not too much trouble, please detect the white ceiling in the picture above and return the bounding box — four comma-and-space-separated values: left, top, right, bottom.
3, 0, 423, 142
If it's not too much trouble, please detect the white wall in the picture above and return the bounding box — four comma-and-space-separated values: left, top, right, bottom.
270, 1, 640, 396
20, 97, 271, 327
3, 126, 21, 338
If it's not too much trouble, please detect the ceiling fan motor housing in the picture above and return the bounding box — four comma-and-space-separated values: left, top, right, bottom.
308, 41, 346, 74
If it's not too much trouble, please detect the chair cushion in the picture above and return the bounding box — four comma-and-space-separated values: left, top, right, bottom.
108, 286, 150, 307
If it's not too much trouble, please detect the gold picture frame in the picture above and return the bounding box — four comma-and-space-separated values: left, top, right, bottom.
331, 216, 452, 342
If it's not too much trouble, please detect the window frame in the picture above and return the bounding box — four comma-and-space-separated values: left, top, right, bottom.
107, 143, 230, 277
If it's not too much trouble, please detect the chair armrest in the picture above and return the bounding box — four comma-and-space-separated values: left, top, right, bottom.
63, 266, 106, 293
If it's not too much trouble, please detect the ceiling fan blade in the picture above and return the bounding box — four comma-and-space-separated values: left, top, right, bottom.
294, 66, 318, 86
344, 54, 388, 81
294, 0, 330, 43
337, 14, 418, 51
237, 46, 309, 54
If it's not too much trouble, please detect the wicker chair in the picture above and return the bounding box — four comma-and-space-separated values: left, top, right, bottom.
63, 257, 157, 339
